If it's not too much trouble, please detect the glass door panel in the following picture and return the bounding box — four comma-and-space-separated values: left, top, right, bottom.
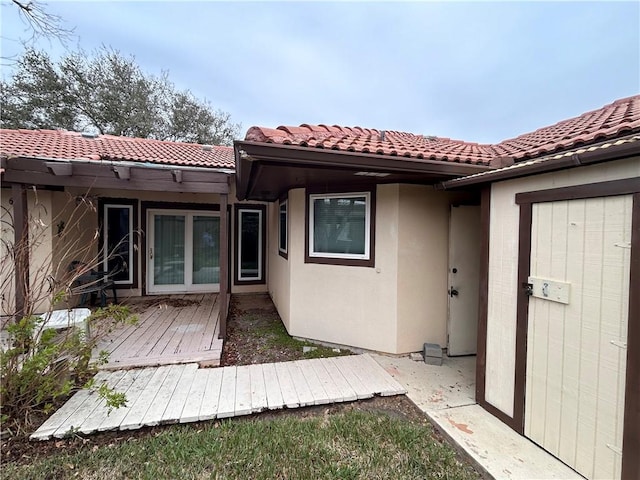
153, 214, 185, 286
192, 216, 220, 284
148, 210, 220, 294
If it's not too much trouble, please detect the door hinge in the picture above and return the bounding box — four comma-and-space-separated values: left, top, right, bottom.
523, 282, 533, 296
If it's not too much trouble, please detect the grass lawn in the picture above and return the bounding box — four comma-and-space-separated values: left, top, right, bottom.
5, 406, 479, 479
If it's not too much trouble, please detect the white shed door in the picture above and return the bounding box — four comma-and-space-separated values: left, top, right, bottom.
525, 196, 632, 480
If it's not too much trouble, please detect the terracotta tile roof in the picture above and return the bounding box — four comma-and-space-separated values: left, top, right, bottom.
244, 95, 640, 165
0, 129, 235, 169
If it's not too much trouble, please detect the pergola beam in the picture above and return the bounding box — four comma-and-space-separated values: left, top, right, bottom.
11, 184, 28, 319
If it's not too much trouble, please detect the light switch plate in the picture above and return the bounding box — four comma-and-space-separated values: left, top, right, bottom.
527, 276, 571, 304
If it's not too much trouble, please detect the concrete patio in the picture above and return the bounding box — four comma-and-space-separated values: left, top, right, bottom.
372, 354, 583, 480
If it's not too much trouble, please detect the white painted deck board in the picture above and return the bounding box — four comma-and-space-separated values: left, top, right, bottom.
160, 363, 199, 423
217, 366, 237, 418
330, 356, 373, 400
308, 358, 345, 403
234, 365, 252, 416
199, 368, 223, 421
180, 369, 210, 423
30, 371, 111, 440
101, 368, 158, 431
31, 354, 405, 440
248, 364, 268, 413
262, 363, 285, 410
288, 361, 315, 407
275, 361, 299, 408
142, 364, 189, 426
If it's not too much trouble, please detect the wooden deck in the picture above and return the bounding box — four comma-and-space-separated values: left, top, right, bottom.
94, 294, 223, 370
31, 354, 406, 440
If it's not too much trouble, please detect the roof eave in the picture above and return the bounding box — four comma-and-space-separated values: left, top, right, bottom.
440, 136, 640, 189
234, 140, 494, 201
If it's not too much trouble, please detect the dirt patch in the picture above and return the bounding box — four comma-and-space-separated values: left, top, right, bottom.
126, 296, 199, 313
221, 293, 353, 366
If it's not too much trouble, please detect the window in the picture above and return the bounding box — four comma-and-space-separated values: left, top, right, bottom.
103, 203, 135, 284
307, 191, 375, 266
235, 205, 266, 284
279, 199, 288, 258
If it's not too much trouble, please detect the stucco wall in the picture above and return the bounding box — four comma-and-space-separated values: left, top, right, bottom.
396, 185, 451, 352
267, 191, 294, 329
485, 156, 640, 417
266, 184, 476, 354
282, 185, 400, 352
1, 187, 54, 316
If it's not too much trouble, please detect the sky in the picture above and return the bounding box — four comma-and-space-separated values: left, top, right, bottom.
1, 0, 639, 144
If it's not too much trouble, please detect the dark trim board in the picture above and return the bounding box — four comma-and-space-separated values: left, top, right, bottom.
512, 202, 532, 434
622, 192, 640, 480
475, 187, 490, 408
515, 177, 640, 205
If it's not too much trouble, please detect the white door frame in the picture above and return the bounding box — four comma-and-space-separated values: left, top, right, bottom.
147, 209, 220, 294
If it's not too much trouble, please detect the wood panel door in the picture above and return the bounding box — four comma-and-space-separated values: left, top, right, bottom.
525, 196, 632, 480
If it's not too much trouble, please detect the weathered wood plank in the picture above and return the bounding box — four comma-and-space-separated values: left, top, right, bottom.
234, 365, 252, 416
120, 366, 172, 430
155, 363, 198, 423
101, 349, 221, 370
97, 368, 157, 432
180, 369, 210, 423
361, 354, 406, 395
76, 370, 128, 434
30, 371, 111, 440
307, 358, 346, 403
330, 356, 373, 400
248, 364, 268, 413
142, 364, 188, 426
199, 368, 224, 421
316, 357, 358, 402
217, 366, 237, 418
358, 354, 406, 395
275, 362, 299, 408
296, 360, 329, 405
183, 294, 218, 353
288, 361, 315, 407
262, 363, 284, 410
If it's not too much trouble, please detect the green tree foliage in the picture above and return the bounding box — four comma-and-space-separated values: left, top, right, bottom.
1, 47, 240, 145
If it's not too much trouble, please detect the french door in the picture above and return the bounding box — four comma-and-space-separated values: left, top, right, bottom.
147, 210, 220, 293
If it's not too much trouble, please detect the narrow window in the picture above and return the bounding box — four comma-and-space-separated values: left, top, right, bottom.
279, 199, 288, 258
308, 191, 373, 265
103, 204, 134, 284
236, 206, 265, 283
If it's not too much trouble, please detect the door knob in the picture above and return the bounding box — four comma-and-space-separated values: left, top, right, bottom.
449, 288, 459, 297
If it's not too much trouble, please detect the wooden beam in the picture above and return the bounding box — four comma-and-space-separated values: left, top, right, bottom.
112, 165, 130, 180
6, 157, 231, 183
219, 193, 229, 339
11, 184, 28, 319
46, 162, 72, 176
3, 170, 229, 194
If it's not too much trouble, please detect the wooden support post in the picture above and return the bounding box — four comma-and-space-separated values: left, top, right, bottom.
12, 184, 29, 319
218, 192, 229, 338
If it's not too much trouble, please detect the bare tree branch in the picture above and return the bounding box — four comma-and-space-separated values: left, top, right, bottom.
10, 0, 74, 43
